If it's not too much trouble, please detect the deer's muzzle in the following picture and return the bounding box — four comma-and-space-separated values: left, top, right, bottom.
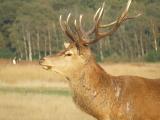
39, 58, 52, 70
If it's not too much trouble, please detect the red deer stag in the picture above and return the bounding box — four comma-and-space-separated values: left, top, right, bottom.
39, 0, 160, 119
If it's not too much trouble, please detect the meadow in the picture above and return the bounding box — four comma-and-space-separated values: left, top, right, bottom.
0, 60, 160, 120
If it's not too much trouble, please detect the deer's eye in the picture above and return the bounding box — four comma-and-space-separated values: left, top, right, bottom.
65, 53, 72, 56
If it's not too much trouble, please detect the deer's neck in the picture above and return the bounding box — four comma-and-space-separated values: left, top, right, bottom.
69, 60, 112, 94
68, 60, 113, 117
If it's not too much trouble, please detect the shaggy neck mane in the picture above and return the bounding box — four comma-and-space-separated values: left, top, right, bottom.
68, 59, 114, 118
69, 59, 112, 92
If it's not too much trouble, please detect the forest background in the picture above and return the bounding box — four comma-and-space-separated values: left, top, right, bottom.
0, 0, 159, 62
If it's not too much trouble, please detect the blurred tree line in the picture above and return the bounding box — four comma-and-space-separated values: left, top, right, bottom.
0, 0, 159, 62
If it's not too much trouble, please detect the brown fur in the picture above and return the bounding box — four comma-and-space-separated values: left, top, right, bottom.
69, 59, 160, 120
40, 49, 160, 120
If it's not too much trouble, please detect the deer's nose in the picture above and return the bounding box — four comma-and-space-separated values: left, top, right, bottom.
39, 57, 46, 65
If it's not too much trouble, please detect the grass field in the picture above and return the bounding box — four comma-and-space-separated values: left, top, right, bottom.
0, 60, 160, 120
0, 93, 95, 120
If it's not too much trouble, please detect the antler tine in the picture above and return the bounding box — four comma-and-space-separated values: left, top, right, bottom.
65, 13, 76, 39
79, 14, 86, 36
59, 14, 75, 42
100, 21, 117, 28
118, 0, 132, 22
79, 14, 83, 27
100, 13, 141, 28
86, 3, 105, 35
66, 13, 71, 24
94, 7, 101, 21
86, 8, 101, 35
97, 2, 105, 22
79, 14, 83, 32
59, 15, 66, 32
74, 18, 86, 42
95, 2, 105, 33
125, 0, 132, 15
74, 19, 77, 26
74, 19, 80, 37
65, 13, 72, 31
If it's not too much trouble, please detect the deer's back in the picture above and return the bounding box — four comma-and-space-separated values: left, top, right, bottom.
110, 75, 160, 119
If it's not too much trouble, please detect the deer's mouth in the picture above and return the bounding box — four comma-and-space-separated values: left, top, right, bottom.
41, 65, 52, 70
39, 59, 53, 70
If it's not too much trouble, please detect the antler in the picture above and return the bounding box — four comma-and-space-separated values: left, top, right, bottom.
83, 0, 141, 45
59, 0, 141, 45
59, 13, 76, 42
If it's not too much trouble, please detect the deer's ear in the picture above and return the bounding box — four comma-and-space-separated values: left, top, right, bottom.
64, 42, 70, 48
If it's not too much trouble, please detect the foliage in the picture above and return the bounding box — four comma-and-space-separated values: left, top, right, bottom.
0, 0, 159, 62
145, 50, 160, 62
0, 48, 14, 58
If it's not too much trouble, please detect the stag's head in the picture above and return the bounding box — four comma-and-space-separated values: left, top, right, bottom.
39, 0, 141, 79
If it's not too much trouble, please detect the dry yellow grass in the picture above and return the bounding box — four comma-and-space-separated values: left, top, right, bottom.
0, 64, 65, 84
0, 62, 159, 84
101, 62, 160, 79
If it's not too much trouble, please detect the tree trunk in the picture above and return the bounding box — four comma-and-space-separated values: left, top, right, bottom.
37, 31, 41, 59
99, 41, 104, 61
17, 41, 23, 59
53, 23, 59, 51
23, 32, 28, 60
44, 36, 47, 56
48, 27, 52, 55
119, 26, 125, 56
134, 32, 141, 58
151, 20, 158, 52
22, 25, 28, 61
140, 30, 144, 56
27, 31, 32, 61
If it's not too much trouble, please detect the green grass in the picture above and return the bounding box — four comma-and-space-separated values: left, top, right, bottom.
0, 86, 71, 96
